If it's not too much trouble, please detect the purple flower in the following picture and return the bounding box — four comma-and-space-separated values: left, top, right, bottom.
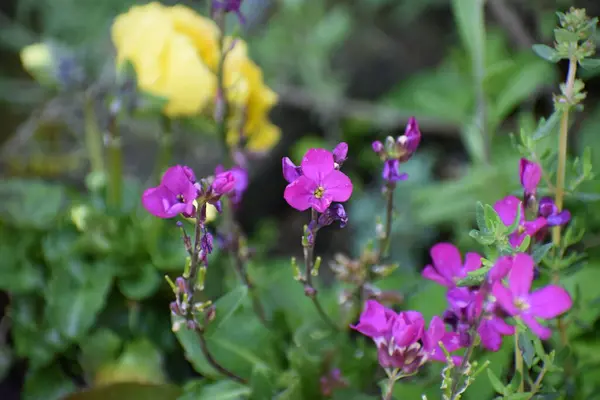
212, 0, 245, 24
282, 157, 302, 183
351, 300, 461, 372
372, 140, 384, 154
494, 195, 547, 248
382, 159, 408, 183
283, 148, 353, 213
211, 171, 236, 196
215, 165, 248, 205
317, 203, 348, 228
519, 158, 542, 199
421, 243, 482, 288
492, 253, 572, 339
538, 197, 571, 227
332, 142, 348, 166
396, 117, 421, 162
142, 165, 198, 218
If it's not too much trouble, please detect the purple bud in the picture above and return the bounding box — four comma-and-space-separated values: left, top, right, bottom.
282, 157, 302, 183
547, 210, 571, 226
372, 140, 384, 154
403, 117, 421, 153
175, 277, 188, 294
170, 301, 181, 315
182, 166, 197, 183
538, 197, 556, 217
201, 232, 214, 255
317, 203, 348, 229
176, 221, 183, 227
304, 285, 317, 298
382, 159, 408, 182
519, 158, 541, 197
332, 142, 348, 165
211, 172, 236, 195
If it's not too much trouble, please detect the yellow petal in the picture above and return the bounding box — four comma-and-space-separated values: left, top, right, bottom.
246, 121, 281, 152
168, 5, 221, 70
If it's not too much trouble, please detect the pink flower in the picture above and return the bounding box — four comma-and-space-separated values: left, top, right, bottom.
351, 300, 461, 373
492, 253, 572, 339
142, 165, 198, 218
519, 158, 542, 198
283, 148, 353, 213
494, 195, 547, 247
421, 243, 482, 288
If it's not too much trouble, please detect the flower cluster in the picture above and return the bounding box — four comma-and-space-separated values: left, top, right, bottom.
111, 2, 279, 151
351, 300, 461, 374
372, 117, 421, 184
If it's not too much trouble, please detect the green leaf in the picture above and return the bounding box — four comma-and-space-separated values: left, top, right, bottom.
23, 364, 76, 400
456, 265, 492, 287
519, 332, 535, 367
580, 58, 600, 72
45, 259, 114, 341
516, 235, 531, 252
486, 369, 506, 395
65, 383, 181, 400
483, 204, 502, 232
79, 329, 122, 377
0, 233, 44, 293
531, 243, 553, 264
475, 201, 487, 232
250, 365, 276, 400
469, 230, 496, 245
532, 44, 561, 63
118, 263, 161, 301
532, 111, 561, 140
506, 393, 533, 400
554, 28, 579, 43
193, 380, 251, 400
205, 285, 249, 338
0, 179, 64, 229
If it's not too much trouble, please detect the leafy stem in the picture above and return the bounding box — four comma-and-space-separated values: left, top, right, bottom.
83, 91, 105, 177
514, 327, 525, 392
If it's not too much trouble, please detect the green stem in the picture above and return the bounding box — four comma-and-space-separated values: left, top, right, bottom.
514, 329, 525, 392
155, 117, 173, 181
380, 185, 395, 259
106, 113, 122, 208
383, 372, 398, 400
83, 93, 105, 176
527, 364, 548, 399
552, 57, 578, 248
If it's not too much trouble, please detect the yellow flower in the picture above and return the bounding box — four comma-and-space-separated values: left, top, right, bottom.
111, 3, 219, 117
20, 43, 55, 86
223, 38, 280, 152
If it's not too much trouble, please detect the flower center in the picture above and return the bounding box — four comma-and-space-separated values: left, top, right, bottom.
517, 225, 526, 235
313, 186, 325, 199
176, 194, 185, 203
514, 297, 529, 311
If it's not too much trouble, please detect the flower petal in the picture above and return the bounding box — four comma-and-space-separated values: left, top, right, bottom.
520, 314, 552, 339
494, 195, 522, 227
492, 282, 518, 316
309, 196, 332, 213
350, 300, 392, 339
488, 256, 513, 283
322, 170, 353, 203
509, 253, 534, 296
300, 148, 335, 182
490, 315, 515, 335
478, 320, 503, 352
463, 252, 483, 273
430, 243, 463, 284
422, 265, 452, 287
524, 217, 547, 237
529, 285, 572, 319
283, 175, 317, 211
424, 315, 446, 352
142, 185, 180, 218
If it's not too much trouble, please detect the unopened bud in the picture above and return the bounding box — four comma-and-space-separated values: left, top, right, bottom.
205, 305, 217, 323
175, 277, 188, 294
304, 285, 317, 298
186, 320, 197, 330
170, 301, 181, 316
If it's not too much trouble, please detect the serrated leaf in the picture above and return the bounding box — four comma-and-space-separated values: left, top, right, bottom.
205, 285, 248, 338
532, 44, 561, 63
486, 369, 506, 395
484, 204, 502, 232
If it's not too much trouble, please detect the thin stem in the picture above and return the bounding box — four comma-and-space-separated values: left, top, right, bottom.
83, 93, 105, 176
514, 330, 525, 392
379, 185, 395, 259
552, 57, 577, 247
196, 326, 247, 384
304, 209, 339, 331
156, 117, 173, 181
383, 370, 399, 400
527, 364, 549, 399
106, 113, 122, 208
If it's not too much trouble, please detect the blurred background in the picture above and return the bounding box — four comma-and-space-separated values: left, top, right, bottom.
2, 0, 600, 399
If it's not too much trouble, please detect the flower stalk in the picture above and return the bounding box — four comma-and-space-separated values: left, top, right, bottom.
83, 92, 105, 177
106, 104, 123, 208
383, 368, 400, 400
514, 328, 525, 392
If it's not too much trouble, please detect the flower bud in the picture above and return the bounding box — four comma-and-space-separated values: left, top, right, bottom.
282, 157, 302, 183
211, 171, 236, 196
371, 140, 384, 154
332, 142, 348, 165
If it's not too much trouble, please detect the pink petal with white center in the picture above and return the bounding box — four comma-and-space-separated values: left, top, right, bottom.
492, 282, 519, 316
429, 243, 463, 283
283, 175, 317, 211
508, 253, 534, 296
529, 285, 572, 319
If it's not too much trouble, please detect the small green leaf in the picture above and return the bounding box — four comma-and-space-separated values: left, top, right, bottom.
23, 364, 76, 400
486, 369, 506, 395
532, 243, 553, 264
519, 332, 535, 367
506, 393, 533, 400
532, 111, 561, 140
579, 58, 600, 72
507, 370, 522, 394
456, 265, 492, 287
517, 235, 531, 252
475, 201, 487, 232
554, 28, 579, 43
532, 44, 561, 63
205, 285, 248, 338
484, 204, 502, 232
469, 230, 496, 245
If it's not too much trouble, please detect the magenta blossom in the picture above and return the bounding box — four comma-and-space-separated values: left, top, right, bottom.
538, 197, 571, 227
351, 300, 461, 373
283, 148, 353, 213
397, 117, 421, 162
215, 165, 248, 205
421, 243, 482, 288
142, 165, 198, 218
494, 195, 547, 248
492, 253, 572, 339
332, 142, 348, 166
519, 158, 542, 199
282, 157, 302, 183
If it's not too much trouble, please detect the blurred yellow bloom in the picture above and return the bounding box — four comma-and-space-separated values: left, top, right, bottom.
222, 38, 280, 152
183, 201, 218, 225
20, 43, 55, 86
111, 3, 219, 117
